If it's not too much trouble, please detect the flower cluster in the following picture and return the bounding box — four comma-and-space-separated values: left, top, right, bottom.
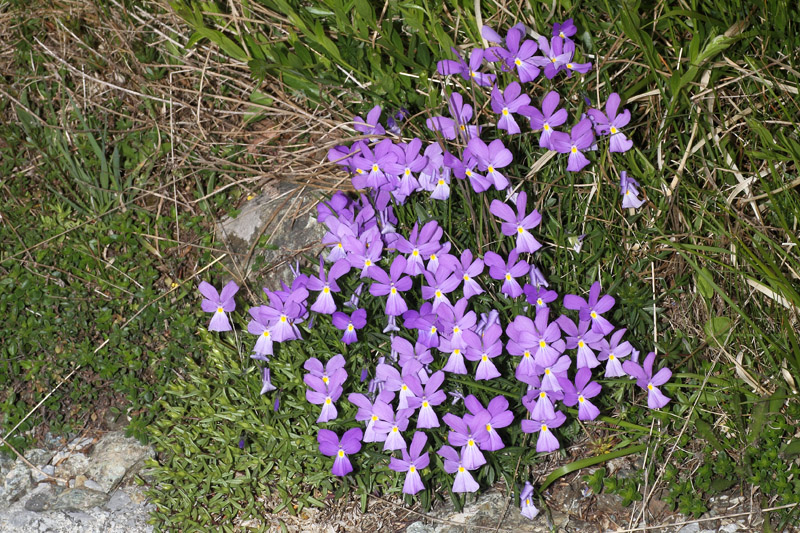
197, 17, 669, 522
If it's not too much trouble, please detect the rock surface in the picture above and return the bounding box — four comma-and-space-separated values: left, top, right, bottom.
0, 431, 155, 532
215, 180, 326, 288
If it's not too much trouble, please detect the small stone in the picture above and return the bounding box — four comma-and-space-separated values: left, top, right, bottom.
719, 524, 741, 533
24, 448, 54, 467
31, 464, 55, 483
74, 474, 88, 487
84, 432, 154, 493
677, 524, 701, 533
83, 478, 103, 491
4, 464, 32, 503
405, 523, 436, 533
25, 485, 61, 512
49, 487, 109, 511
54, 452, 89, 479
105, 489, 132, 512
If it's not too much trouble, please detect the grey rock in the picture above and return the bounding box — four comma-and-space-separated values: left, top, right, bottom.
4, 464, 32, 503
31, 464, 55, 483
405, 523, 435, 533
24, 485, 58, 512
49, 487, 109, 511
216, 181, 326, 287
83, 432, 153, 493
719, 524, 742, 533
23, 448, 53, 467
678, 524, 701, 533
53, 452, 89, 479
104, 488, 132, 512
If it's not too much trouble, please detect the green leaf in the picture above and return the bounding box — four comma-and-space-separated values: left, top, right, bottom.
696, 267, 715, 299
703, 316, 732, 346
539, 443, 647, 492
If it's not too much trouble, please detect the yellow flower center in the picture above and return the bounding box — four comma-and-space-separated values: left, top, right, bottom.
356, 168, 364, 174
217, 307, 223, 313
325, 397, 331, 404
545, 368, 551, 375
550, 57, 557, 63
435, 290, 442, 298
609, 354, 616, 360
422, 401, 429, 408
404, 168, 411, 176
486, 424, 493, 432
430, 254, 437, 261
323, 286, 330, 293
467, 439, 474, 447
567, 63, 573, 69
454, 327, 460, 334
590, 311, 598, 319
541, 425, 549, 432
571, 146, 578, 154
578, 340, 585, 348
524, 350, 531, 358
502, 108, 509, 116
263, 331, 270, 337
409, 465, 416, 473
465, 169, 472, 176
401, 384, 408, 391
559, 31, 565, 38
412, 249, 419, 257
459, 124, 466, 131
347, 324, 354, 331
647, 383, 654, 390
430, 326, 437, 334
391, 287, 397, 294
323, 376, 329, 384
579, 396, 585, 403
365, 259, 372, 267
539, 340, 547, 348
458, 466, 465, 472
371, 415, 378, 422
543, 123, 550, 131
454, 349, 461, 356
469, 70, 476, 77
481, 355, 488, 362
537, 298, 544, 306
505, 273, 512, 281
337, 242, 343, 249
438, 179, 445, 186
463, 274, 470, 281
392, 426, 398, 432
610, 126, 618, 134
515, 58, 522, 66
488, 165, 495, 173
372, 164, 379, 172
338, 450, 345, 457
280, 316, 287, 322
540, 391, 546, 398
517, 226, 524, 234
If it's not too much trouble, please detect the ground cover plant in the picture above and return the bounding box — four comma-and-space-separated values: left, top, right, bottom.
2, 0, 800, 531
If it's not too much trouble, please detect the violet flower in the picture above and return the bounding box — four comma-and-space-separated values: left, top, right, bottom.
522, 386, 565, 421
563, 281, 616, 334
368, 255, 413, 316
260, 367, 276, 394
373, 404, 413, 451
442, 412, 491, 470
453, 249, 484, 299
437, 298, 476, 346
307, 258, 351, 314
522, 284, 558, 310
622, 352, 672, 409
318, 428, 363, 476
376, 363, 417, 410
439, 337, 469, 375
247, 306, 274, 359
620, 171, 645, 209
467, 137, 513, 191
351, 138, 403, 190
406, 370, 446, 428
348, 392, 395, 442
556, 316, 603, 369
304, 364, 347, 423
560, 367, 602, 421
426, 92, 481, 141
528, 91, 568, 150
402, 302, 441, 349
598, 328, 633, 377
520, 411, 567, 452
532, 36, 570, 79
389, 431, 430, 495
484, 250, 529, 298
344, 234, 384, 278
587, 93, 633, 153
520, 481, 539, 519
550, 118, 595, 172
553, 19, 577, 39
199, 280, 238, 332
437, 47, 495, 86
561, 39, 592, 77
438, 445, 480, 493
422, 265, 460, 311
486, 25, 541, 82
395, 220, 443, 276
491, 82, 534, 135
464, 395, 513, 451
464, 323, 503, 380
353, 105, 385, 137
331, 308, 367, 345
490, 191, 542, 254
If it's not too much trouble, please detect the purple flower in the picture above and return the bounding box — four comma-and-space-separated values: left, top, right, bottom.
307, 258, 351, 315
561, 39, 592, 77
587, 93, 633, 152
395, 220, 443, 276
376, 362, 418, 410
247, 306, 274, 359
464, 395, 513, 451
406, 370, 446, 428
260, 367, 276, 394
484, 250, 529, 298
623, 352, 672, 409
620, 171, 645, 209
598, 328, 633, 377
529, 263, 549, 288
351, 139, 403, 190
353, 105, 386, 137
439, 337, 470, 375
520, 481, 539, 519
467, 138, 513, 191
393, 336, 433, 377
438, 445, 480, 493
304, 358, 347, 423
426, 92, 481, 141
318, 428, 363, 476
522, 284, 558, 310
348, 391, 394, 442
556, 316, 603, 369
437, 298, 476, 346
392, 138, 428, 203
464, 323, 503, 380
528, 91, 567, 150
490, 192, 542, 254
373, 404, 413, 451
389, 431, 430, 495
403, 303, 441, 348
491, 82, 534, 135
563, 281, 616, 334
331, 308, 367, 344
260, 287, 307, 342
368, 255, 413, 316
485, 25, 541, 82
443, 412, 490, 470
551, 118, 594, 172
199, 280, 238, 332
451, 249, 484, 299
560, 367, 602, 420
437, 47, 495, 86
422, 265, 460, 311
520, 411, 567, 452
553, 19, 577, 39
532, 37, 570, 79
344, 234, 384, 278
